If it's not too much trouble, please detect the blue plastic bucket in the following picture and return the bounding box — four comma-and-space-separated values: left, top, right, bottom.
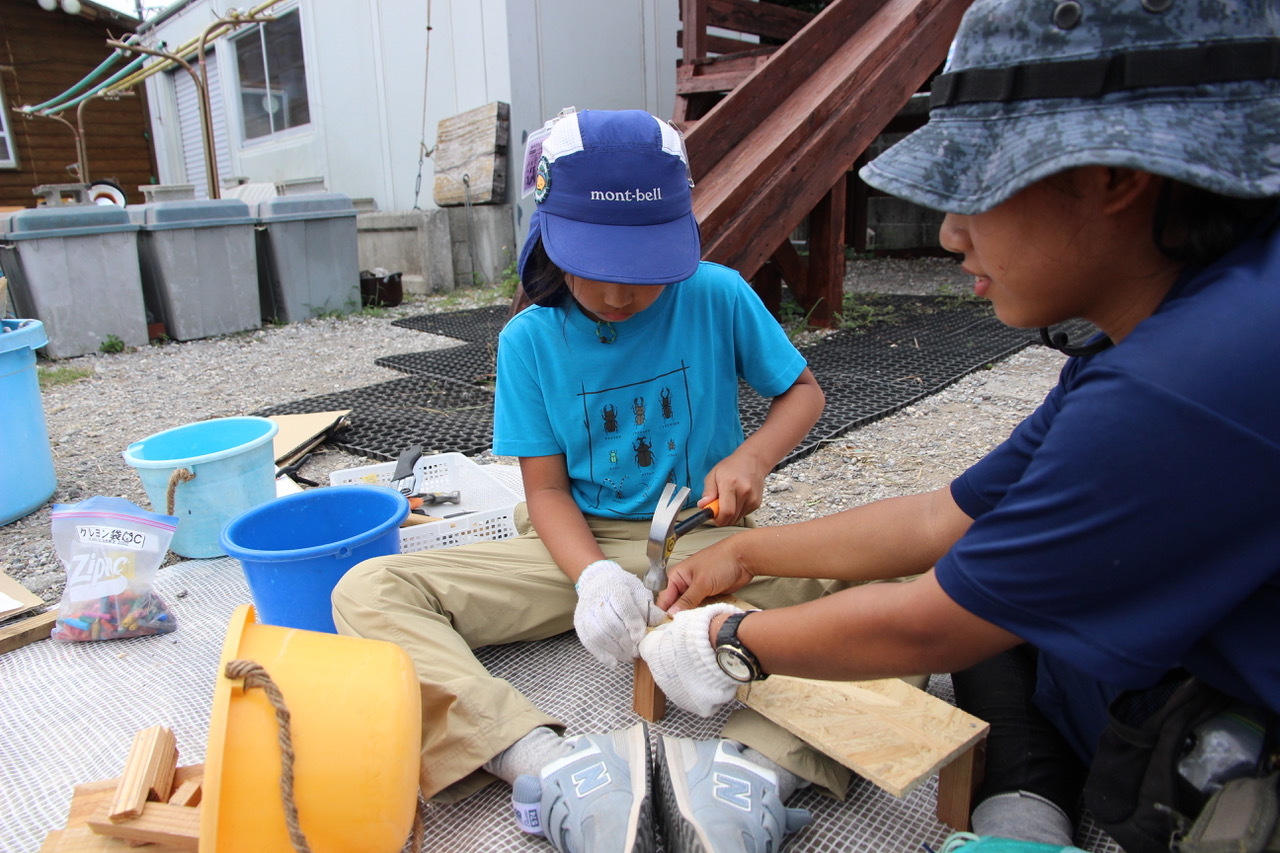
0, 319, 57, 526
219, 485, 408, 633
123, 416, 279, 559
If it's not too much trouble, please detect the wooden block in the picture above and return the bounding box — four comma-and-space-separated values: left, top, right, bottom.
39, 826, 135, 852
166, 777, 202, 807
633, 657, 667, 722
88, 802, 199, 850
935, 737, 982, 831
433, 101, 510, 206
0, 610, 57, 655
107, 726, 178, 822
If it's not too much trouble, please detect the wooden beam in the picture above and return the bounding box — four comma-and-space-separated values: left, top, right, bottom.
0, 610, 57, 655
681, 0, 708, 66
694, 0, 973, 280
705, 0, 815, 43
771, 238, 807, 295
797, 177, 847, 329
107, 726, 177, 823
633, 658, 667, 722
751, 260, 784, 318
88, 803, 199, 850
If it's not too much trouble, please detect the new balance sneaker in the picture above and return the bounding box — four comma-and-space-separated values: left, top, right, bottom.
532, 722, 656, 852
656, 736, 811, 853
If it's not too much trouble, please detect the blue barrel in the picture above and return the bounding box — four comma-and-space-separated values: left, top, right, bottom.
123, 417, 278, 558
220, 486, 408, 633
0, 319, 56, 525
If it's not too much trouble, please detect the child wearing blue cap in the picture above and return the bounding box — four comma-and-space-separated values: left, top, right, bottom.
638, 1, 1280, 850
334, 108, 851, 852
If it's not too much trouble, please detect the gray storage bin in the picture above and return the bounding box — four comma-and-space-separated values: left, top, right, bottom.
0, 206, 148, 359
254, 193, 360, 323
137, 199, 260, 341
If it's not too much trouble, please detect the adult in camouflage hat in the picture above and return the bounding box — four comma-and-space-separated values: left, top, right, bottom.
639, 1, 1280, 850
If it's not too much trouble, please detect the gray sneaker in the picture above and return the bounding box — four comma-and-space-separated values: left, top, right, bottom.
656, 736, 811, 853
533, 722, 655, 852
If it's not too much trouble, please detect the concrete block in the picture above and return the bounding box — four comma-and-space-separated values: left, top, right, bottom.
445, 205, 516, 288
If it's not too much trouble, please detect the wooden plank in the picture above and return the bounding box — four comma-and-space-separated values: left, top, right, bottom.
695, 0, 973, 279
705, 0, 814, 43
633, 657, 667, 722
432, 101, 510, 207
936, 736, 982, 830
107, 726, 177, 822
797, 176, 847, 328
0, 610, 57, 655
736, 674, 987, 799
166, 777, 202, 807
88, 803, 199, 850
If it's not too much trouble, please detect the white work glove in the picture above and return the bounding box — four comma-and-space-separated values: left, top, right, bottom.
573, 560, 668, 668
638, 603, 743, 717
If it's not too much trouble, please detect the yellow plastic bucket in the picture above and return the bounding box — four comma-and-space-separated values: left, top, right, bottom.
201, 604, 421, 852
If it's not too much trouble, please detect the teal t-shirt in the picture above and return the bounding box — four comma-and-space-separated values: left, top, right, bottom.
493, 261, 807, 519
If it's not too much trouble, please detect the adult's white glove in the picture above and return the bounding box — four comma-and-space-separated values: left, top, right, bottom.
573, 560, 668, 668
638, 602, 742, 717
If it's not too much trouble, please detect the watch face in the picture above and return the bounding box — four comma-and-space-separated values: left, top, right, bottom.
716, 647, 754, 682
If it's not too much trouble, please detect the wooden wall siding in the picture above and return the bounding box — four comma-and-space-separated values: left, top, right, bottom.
0, 0, 154, 209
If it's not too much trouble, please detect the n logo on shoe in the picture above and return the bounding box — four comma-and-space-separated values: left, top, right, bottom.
712, 771, 752, 812
571, 760, 611, 798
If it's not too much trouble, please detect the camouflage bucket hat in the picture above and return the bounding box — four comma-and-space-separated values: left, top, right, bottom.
860, 0, 1280, 215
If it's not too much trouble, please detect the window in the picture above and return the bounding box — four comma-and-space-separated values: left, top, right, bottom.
0, 84, 17, 168
234, 9, 310, 140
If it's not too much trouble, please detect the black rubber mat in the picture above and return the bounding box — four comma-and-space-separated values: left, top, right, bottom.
261, 297, 1098, 464
391, 305, 511, 342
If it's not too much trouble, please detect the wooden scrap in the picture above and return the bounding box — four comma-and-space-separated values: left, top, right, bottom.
433, 101, 510, 206
166, 776, 202, 808
268, 410, 350, 467
0, 610, 57, 655
632, 657, 667, 722
107, 725, 177, 822
88, 803, 199, 850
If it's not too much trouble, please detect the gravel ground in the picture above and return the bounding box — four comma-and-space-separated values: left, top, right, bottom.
1, 257, 1067, 608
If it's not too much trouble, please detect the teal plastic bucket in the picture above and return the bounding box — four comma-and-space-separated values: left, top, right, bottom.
219, 485, 408, 633
0, 319, 57, 526
123, 416, 279, 559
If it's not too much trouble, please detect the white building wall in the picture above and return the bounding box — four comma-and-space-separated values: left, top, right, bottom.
141, 0, 676, 219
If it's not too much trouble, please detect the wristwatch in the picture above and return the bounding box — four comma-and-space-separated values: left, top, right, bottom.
714, 611, 769, 683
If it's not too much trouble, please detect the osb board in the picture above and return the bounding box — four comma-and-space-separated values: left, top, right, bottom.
433, 101, 510, 206
737, 675, 987, 797
712, 594, 987, 798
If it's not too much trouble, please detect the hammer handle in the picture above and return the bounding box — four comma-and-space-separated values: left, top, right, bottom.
672, 499, 720, 537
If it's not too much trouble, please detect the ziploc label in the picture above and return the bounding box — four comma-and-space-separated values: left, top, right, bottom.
77, 525, 150, 550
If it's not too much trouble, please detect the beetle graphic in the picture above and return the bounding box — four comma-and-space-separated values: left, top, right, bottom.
660, 387, 674, 419
633, 436, 654, 468
632, 396, 646, 426
602, 404, 619, 433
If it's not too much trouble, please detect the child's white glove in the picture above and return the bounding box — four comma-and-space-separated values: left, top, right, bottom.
638, 603, 743, 717
573, 560, 668, 668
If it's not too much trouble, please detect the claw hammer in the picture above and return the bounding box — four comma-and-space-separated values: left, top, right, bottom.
635, 483, 719, 722
644, 482, 720, 594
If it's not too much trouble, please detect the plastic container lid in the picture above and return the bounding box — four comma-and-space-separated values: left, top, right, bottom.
142, 198, 255, 231
254, 192, 356, 223
3, 205, 138, 240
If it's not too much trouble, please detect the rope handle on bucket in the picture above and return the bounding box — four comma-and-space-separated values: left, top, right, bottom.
165, 468, 196, 517
224, 659, 312, 853
223, 659, 426, 853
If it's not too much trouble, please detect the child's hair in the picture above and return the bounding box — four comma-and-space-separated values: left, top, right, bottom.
520, 238, 569, 308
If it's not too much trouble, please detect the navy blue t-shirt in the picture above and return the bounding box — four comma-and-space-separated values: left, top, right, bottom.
937, 222, 1280, 723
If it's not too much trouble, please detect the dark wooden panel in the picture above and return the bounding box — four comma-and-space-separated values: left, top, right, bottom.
0, 0, 154, 208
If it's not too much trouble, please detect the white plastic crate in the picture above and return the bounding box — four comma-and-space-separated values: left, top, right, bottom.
329, 452, 523, 552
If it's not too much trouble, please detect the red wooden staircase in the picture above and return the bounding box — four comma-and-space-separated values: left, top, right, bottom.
677, 0, 974, 326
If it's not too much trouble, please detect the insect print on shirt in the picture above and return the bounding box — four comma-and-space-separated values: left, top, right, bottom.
633, 396, 646, 426
602, 404, 619, 433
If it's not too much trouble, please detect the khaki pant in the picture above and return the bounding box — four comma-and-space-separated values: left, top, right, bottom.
332, 503, 859, 801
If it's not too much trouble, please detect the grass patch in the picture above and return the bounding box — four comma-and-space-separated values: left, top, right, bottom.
39, 365, 93, 388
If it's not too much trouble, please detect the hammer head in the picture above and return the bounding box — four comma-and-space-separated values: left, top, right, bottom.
644, 483, 690, 593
